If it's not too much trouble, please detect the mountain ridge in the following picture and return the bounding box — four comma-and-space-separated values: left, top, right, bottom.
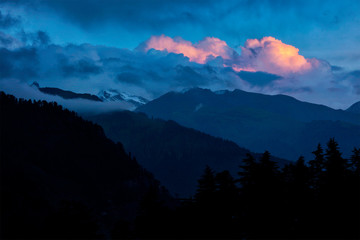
347, 101, 360, 114
137, 88, 360, 160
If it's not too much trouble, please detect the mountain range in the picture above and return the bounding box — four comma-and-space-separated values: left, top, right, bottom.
28, 83, 360, 161
137, 88, 360, 160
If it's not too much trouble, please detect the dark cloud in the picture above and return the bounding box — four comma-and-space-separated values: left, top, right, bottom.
175, 65, 207, 86
20, 30, 51, 46
348, 70, 360, 78
0, 47, 38, 80
238, 71, 281, 86
19, 0, 356, 36
0, 10, 20, 29
61, 59, 102, 77
35, 31, 50, 45
27, 0, 213, 32
116, 72, 143, 85
331, 65, 343, 72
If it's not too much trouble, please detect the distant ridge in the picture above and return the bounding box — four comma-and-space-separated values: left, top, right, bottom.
32, 81, 102, 101
137, 88, 360, 160
88, 110, 288, 197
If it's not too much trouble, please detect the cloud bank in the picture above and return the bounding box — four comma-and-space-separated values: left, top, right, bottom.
0, 30, 358, 110
142, 35, 326, 77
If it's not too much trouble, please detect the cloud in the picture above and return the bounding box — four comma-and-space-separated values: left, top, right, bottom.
0, 10, 20, 29
0, 47, 38, 80
237, 71, 281, 87
20, 30, 51, 47
142, 35, 327, 77
141, 35, 235, 64
61, 59, 102, 77
238, 37, 320, 76
0, 30, 358, 109
0, 31, 24, 49
13, 0, 214, 31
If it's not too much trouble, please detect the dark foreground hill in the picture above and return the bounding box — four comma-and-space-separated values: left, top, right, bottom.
137, 88, 360, 160
87, 111, 287, 197
0, 92, 170, 239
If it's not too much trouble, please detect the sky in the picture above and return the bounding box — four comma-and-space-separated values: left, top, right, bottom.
0, 0, 359, 109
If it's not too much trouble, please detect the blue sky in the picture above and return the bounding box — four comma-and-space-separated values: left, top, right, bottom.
2, 0, 359, 68
0, 0, 359, 109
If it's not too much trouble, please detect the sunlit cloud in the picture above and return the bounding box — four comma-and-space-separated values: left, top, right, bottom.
142, 35, 323, 77
143, 34, 234, 64
239, 37, 320, 76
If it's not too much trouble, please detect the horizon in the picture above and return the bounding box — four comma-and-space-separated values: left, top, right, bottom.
0, 1, 359, 109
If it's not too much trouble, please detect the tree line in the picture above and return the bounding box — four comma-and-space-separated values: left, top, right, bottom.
133, 139, 359, 239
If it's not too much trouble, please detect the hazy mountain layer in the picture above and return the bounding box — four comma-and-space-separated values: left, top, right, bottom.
88, 111, 288, 197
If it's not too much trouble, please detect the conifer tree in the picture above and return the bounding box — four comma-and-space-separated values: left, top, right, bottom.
323, 138, 348, 184
238, 153, 257, 189
350, 147, 360, 174
215, 170, 238, 216
195, 165, 216, 204
309, 144, 325, 191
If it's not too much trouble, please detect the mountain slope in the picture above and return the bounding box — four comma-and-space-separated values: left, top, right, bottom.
347, 101, 360, 114
0, 92, 169, 238
87, 111, 288, 197
137, 88, 360, 160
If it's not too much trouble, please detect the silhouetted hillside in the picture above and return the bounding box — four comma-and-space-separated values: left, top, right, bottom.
0, 92, 170, 239
88, 111, 288, 197
137, 88, 360, 160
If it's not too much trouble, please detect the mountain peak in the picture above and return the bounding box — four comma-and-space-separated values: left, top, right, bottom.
31, 81, 40, 88
98, 89, 149, 106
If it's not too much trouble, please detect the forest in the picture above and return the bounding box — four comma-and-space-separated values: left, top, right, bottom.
0, 92, 359, 239
141, 141, 360, 239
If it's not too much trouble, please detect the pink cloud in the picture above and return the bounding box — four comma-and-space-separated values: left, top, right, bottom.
240, 36, 319, 75
142, 35, 322, 76
143, 34, 233, 64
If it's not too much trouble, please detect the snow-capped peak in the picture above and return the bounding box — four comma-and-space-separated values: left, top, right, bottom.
97, 89, 149, 107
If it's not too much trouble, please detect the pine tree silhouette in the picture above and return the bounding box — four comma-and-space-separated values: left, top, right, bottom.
195, 165, 216, 204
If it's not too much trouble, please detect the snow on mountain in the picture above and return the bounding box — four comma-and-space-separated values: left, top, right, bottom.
98, 89, 149, 107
